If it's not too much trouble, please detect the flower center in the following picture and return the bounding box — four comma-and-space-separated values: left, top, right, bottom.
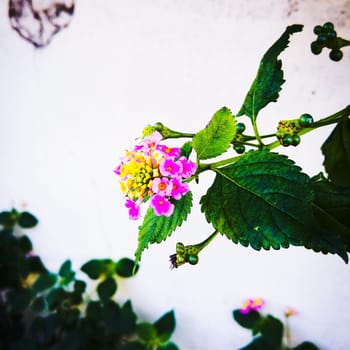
158, 183, 166, 190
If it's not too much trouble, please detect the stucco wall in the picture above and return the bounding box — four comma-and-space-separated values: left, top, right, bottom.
1, 1, 350, 349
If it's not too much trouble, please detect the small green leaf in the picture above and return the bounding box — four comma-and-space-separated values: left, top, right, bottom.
137, 322, 158, 343
321, 118, 350, 187
0, 210, 17, 228
118, 300, 137, 334
237, 25, 303, 120
154, 310, 176, 344
192, 107, 236, 160
69, 289, 83, 305
233, 309, 262, 330
74, 280, 87, 294
293, 341, 320, 350
157, 342, 179, 350
18, 235, 33, 255
97, 277, 117, 301
47, 287, 69, 310
180, 141, 193, 158
80, 259, 104, 279
32, 273, 57, 293
259, 315, 284, 348
18, 211, 38, 228
115, 258, 139, 277
59, 259, 75, 284
135, 192, 193, 266
201, 150, 314, 250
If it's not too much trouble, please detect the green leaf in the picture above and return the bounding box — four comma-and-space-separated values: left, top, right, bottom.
233, 309, 262, 330
18, 235, 33, 254
80, 259, 105, 279
97, 277, 117, 301
293, 341, 320, 350
192, 107, 236, 160
47, 287, 69, 310
180, 141, 193, 158
239, 337, 275, 350
259, 315, 284, 348
201, 150, 314, 250
118, 300, 137, 334
135, 192, 193, 266
311, 174, 350, 234
115, 258, 139, 277
32, 273, 57, 293
18, 211, 38, 228
137, 322, 158, 343
154, 310, 176, 344
59, 259, 75, 284
19, 255, 47, 276
74, 280, 87, 294
237, 25, 303, 120
308, 173, 350, 261
321, 118, 350, 187
158, 343, 179, 350
0, 210, 17, 228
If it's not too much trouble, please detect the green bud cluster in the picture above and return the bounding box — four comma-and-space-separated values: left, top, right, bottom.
169, 242, 199, 269
276, 114, 313, 147
311, 22, 344, 61
232, 122, 246, 154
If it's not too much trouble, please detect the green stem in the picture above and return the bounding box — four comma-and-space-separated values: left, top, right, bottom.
154, 122, 195, 139
285, 317, 292, 349
243, 133, 276, 141
192, 230, 219, 252
237, 141, 260, 148
252, 118, 264, 147
200, 155, 242, 171
164, 131, 195, 139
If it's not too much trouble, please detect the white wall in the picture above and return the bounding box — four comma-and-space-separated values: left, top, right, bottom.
1, 1, 350, 349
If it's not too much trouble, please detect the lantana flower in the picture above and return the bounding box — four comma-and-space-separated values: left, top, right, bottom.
285, 306, 298, 317
115, 132, 197, 220
240, 298, 265, 314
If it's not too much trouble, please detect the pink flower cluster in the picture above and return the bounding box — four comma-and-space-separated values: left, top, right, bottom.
115, 132, 197, 220
239, 298, 264, 314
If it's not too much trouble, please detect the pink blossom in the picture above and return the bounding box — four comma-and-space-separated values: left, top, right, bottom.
143, 131, 163, 148
133, 131, 163, 154
178, 157, 197, 178
159, 159, 183, 177
285, 307, 297, 317
150, 195, 174, 217
114, 164, 121, 175
170, 177, 189, 200
156, 144, 181, 158
125, 199, 141, 220
240, 298, 264, 314
152, 177, 173, 196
